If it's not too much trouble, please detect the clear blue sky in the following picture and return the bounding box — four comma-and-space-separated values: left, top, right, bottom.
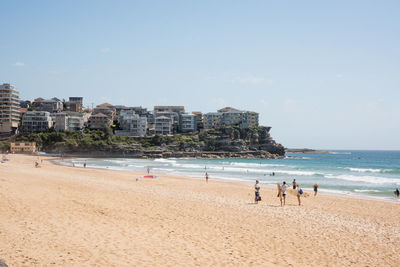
1, 0, 399, 150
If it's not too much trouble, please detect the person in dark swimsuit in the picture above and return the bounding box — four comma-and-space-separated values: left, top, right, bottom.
394, 188, 400, 198
254, 180, 261, 204
314, 184, 319, 196
292, 179, 297, 189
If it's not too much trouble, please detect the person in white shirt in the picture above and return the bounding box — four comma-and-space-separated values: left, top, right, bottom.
254, 180, 261, 204
281, 181, 288, 206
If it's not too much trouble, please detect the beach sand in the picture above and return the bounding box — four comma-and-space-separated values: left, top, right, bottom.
1, 154, 399, 266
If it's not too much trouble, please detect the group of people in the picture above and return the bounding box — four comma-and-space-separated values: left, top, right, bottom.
254, 179, 319, 206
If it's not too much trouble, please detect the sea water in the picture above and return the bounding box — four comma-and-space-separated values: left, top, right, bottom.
66, 150, 400, 201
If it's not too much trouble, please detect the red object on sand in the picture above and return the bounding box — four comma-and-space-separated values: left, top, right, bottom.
143, 175, 155, 178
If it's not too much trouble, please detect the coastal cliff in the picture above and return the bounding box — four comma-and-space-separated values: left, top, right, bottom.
3, 126, 285, 159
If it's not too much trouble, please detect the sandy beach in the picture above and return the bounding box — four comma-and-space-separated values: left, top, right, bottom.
1, 154, 399, 266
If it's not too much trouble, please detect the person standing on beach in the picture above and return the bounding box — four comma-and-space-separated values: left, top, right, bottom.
254, 180, 261, 204
84, 161, 86, 168
314, 183, 319, 196
277, 183, 283, 206
292, 179, 297, 189
394, 188, 400, 198
297, 185, 303, 206
205, 172, 209, 183
281, 181, 288, 206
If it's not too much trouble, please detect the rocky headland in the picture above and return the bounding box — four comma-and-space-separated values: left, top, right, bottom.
8, 126, 285, 159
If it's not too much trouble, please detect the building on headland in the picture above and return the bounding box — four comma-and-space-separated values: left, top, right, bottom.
154, 106, 185, 115
65, 102, 83, 113
38, 99, 63, 113
203, 112, 222, 129
10, 142, 36, 153
32, 97, 44, 108
213, 107, 259, 129
21, 111, 53, 133
116, 109, 147, 137
221, 109, 259, 128
154, 106, 184, 121
154, 106, 184, 132
180, 113, 197, 133
155, 116, 172, 135
69, 97, 83, 104
192, 111, 203, 130
65, 97, 83, 113
88, 113, 112, 129
93, 103, 116, 121
0, 83, 20, 133
53, 112, 84, 131
239, 111, 259, 128
114, 105, 130, 115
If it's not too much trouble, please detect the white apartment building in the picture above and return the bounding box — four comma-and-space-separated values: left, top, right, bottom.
116, 109, 147, 137
88, 113, 112, 129
53, 112, 84, 131
203, 112, 222, 129
21, 111, 53, 133
154, 106, 184, 127
155, 116, 172, 135
39, 99, 63, 113
180, 113, 197, 133
0, 83, 20, 133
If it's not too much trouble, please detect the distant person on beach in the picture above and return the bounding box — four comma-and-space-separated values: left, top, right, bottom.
277, 183, 283, 206
394, 188, 400, 198
254, 180, 261, 204
84, 161, 87, 168
292, 179, 297, 189
147, 167, 150, 174
297, 185, 303, 206
205, 172, 209, 183
314, 184, 319, 196
281, 181, 289, 206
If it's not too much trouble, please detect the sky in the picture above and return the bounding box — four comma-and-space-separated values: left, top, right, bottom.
1, 0, 399, 150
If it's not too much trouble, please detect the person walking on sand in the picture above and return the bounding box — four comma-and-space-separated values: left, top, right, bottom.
277, 183, 283, 206
281, 181, 289, 206
314, 183, 319, 196
205, 172, 209, 183
297, 185, 303, 206
292, 179, 297, 189
254, 180, 261, 204
394, 188, 400, 198
84, 161, 87, 168
147, 167, 150, 174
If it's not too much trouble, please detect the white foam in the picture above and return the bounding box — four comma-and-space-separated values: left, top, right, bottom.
354, 189, 381, 193
154, 158, 177, 163
325, 174, 400, 185
173, 163, 207, 169
316, 188, 351, 195
346, 167, 382, 173
228, 162, 285, 167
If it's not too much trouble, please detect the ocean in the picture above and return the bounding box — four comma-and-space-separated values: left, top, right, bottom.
64, 150, 400, 201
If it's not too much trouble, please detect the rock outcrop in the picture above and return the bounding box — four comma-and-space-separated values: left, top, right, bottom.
61, 126, 285, 159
